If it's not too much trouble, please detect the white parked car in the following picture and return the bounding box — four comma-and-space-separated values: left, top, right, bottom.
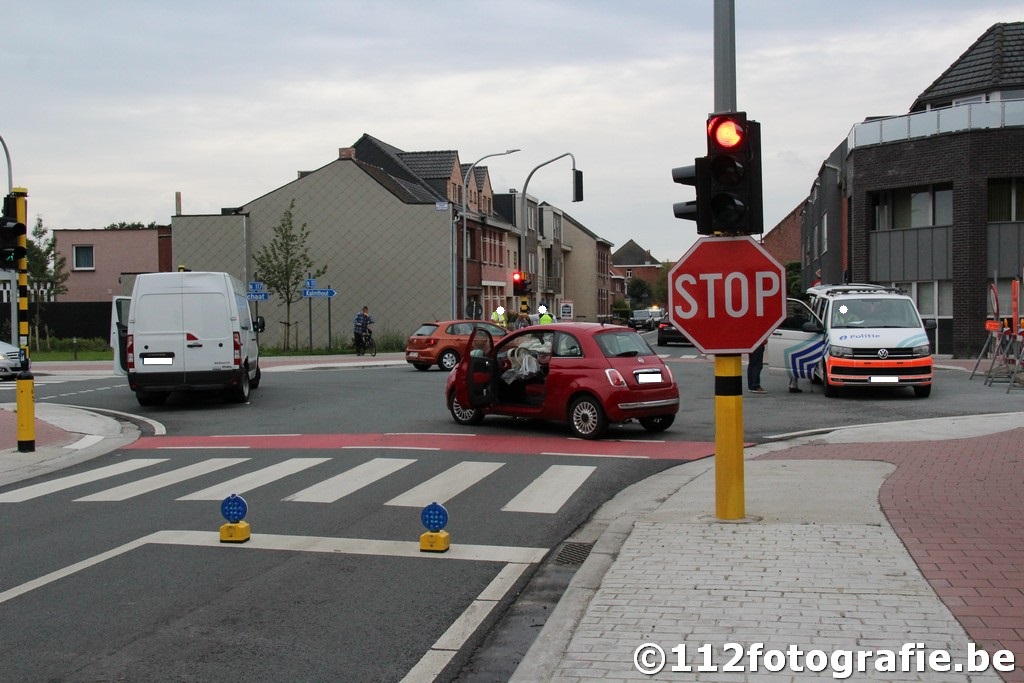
0, 340, 21, 380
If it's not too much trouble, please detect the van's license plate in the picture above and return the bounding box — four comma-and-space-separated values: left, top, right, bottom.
142, 357, 174, 365
869, 376, 899, 383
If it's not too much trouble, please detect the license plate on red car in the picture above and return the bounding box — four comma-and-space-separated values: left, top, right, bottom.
636, 371, 663, 384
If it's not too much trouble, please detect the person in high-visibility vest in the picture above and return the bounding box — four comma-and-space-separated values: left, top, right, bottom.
491, 306, 507, 328
537, 305, 554, 324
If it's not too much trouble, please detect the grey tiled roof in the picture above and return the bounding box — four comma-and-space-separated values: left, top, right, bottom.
913, 22, 1024, 110
612, 239, 659, 266
401, 150, 459, 180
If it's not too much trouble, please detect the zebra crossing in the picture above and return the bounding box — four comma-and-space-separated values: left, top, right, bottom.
0, 455, 599, 514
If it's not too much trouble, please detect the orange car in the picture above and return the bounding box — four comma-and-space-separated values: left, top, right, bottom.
405, 319, 508, 371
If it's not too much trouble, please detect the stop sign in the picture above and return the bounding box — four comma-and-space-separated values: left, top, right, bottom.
667, 236, 786, 354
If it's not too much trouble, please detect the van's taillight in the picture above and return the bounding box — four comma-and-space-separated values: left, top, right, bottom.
126, 334, 135, 371
233, 332, 242, 367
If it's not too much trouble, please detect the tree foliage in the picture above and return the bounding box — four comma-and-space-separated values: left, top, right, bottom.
103, 221, 157, 230
27, 216, 70, 350
252, 200, 326, 350
627, 277, 652, 307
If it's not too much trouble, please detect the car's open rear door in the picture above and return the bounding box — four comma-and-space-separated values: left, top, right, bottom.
465, 328, 496, 407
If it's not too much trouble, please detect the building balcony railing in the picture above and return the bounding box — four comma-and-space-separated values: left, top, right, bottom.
849, 99, 1024, 150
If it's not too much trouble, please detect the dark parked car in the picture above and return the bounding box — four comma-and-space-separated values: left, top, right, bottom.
446, 322, 679, 439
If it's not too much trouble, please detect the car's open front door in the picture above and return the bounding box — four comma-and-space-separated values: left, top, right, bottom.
465, 328, 497, 407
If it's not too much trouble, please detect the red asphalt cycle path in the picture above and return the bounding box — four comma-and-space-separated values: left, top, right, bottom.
124, 432, 717, 460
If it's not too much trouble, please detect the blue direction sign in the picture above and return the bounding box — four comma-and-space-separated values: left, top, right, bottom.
248, 281, 265, 292
246, 292, 270, 301
305, 278, 317, 289
302, 288, 336, 298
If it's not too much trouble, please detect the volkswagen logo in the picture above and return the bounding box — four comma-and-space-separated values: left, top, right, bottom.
877, 349, 889, 359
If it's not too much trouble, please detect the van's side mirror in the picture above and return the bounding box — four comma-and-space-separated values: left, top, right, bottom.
255, 316, 266, 334
923, 319, 937, 330
802, 320, 824, 333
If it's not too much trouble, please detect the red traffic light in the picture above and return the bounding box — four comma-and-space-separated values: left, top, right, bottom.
512, 271, 523, 283
707, 115, 746, 152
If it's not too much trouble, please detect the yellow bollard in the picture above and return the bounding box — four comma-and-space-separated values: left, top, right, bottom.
16, 370, 34, 453
714, 354, 744, 520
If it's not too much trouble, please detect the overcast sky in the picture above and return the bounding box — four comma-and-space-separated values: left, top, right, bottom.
2, 1, 1014, 262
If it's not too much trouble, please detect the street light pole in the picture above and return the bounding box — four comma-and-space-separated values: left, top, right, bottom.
459, 148, 519, 318
517, 153, 578, 313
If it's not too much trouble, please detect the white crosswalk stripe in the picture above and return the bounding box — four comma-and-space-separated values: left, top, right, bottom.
178, 458, 331, 501
385, 461, 504, 508
502, 464, 596, 513
0, 457, 598, 514
75, 458, 249, 502
0, 459, 167, 503
284, 457, 416, 503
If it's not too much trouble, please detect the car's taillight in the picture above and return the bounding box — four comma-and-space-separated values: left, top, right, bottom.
664, 366, 674, 384
604, 368, 626, 387
126, 334, 134, 371
426, 338, 438, 347
233, 331, 242, 367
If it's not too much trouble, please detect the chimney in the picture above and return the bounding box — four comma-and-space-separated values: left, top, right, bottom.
339, 147, 356, 160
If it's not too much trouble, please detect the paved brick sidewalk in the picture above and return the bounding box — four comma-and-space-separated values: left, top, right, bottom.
759, 429, 1024, 682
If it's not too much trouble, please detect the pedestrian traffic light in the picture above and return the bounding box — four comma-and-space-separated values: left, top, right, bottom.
672, 157, 711, 233
0, 196, 26, 270
512, 270, 525, 296
705, 111, 763, 234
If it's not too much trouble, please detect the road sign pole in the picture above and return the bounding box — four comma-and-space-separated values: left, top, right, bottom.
714, 354, 744, 519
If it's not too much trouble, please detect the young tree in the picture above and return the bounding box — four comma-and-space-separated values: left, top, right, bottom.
27, 216, 69, 350
252, 199, 326, 351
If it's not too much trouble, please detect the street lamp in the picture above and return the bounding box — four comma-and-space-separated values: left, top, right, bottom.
457, 148, 520, 318
517, 153, 581, 313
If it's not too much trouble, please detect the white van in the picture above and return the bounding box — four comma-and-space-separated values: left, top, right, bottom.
111, 271, 266, 406
766, 284, 935, 398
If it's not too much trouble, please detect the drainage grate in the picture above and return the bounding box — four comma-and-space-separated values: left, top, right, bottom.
554, 541, 593, 566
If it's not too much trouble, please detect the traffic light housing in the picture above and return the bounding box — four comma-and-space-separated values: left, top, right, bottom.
0, 195, 26, 270
572, 169, 584, 202
705, 111, 763, 234
672, 157, 712, 232
512, 270, 525, 296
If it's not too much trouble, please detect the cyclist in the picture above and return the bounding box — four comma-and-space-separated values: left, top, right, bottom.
353, 305, 374, 355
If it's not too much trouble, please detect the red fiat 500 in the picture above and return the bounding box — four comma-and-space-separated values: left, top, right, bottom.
445, 322, 679, 439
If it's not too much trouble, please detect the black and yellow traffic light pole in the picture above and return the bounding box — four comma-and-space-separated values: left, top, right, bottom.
2, 188, 34, 452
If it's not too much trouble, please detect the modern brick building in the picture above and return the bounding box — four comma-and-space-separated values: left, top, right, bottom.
800, 22, 1024, 357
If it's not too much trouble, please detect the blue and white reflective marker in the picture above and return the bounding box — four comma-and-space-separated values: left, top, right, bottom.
421, 502, 448, 533
221, 493, 248, 524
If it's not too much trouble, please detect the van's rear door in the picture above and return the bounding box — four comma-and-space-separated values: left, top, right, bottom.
110, 296, 131, 376
181, 287, 234, 376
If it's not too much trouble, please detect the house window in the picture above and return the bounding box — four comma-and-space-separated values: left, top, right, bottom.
73, 245, 95, 270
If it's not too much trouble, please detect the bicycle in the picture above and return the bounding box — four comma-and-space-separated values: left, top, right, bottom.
356, 326, 376, 357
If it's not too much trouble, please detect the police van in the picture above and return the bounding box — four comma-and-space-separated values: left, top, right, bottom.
111, 271, 265, 406
765, 284, 935, 398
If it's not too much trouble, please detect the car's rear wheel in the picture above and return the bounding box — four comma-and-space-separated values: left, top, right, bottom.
568, 395, 607, 440
228, 365, 251, 403
439, 349, 460, 371
639, 414, 675, 432
448, 390, 484, 426
412, 362, 431, 371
